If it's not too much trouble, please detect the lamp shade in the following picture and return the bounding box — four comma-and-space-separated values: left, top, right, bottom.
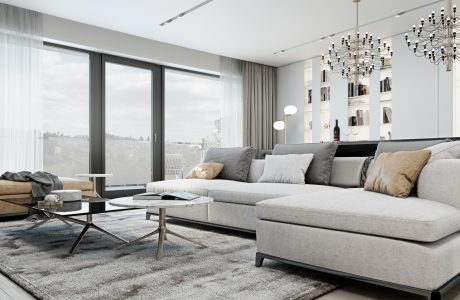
284, 105, 297, 116
273, 120, 285, 130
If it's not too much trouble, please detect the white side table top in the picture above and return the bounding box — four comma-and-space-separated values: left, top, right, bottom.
109, 196, 213, 209
76, 174, 113, 178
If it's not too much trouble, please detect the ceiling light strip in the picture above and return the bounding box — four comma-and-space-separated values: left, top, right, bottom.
160, 0, 214, 26
274, 0, 444, 54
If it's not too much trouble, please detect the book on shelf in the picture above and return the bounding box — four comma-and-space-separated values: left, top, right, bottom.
133, 192, 200, 201
320, 86, 330, 101
349, 109, 369, 126
380, 77, 392, 93
383, 107, 392, 123
321, 70, 329, 83
348, 82, 369, 97
308, 89, 312, 104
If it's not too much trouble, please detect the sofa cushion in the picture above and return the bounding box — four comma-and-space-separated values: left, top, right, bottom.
185, 163, 224, 179
424, 140, 460, 163
364, 150, 431, 198
273, 143, 338, 185
146, 179, 244, 197
374, 139, 449, 158
203, 147, 255, 182
207, 183, 340, 206
256, 189, 460, 242
258, 154, 314, 184
247, 159, 265, 183
418, 159, 460, 209
330, 157, 369, 188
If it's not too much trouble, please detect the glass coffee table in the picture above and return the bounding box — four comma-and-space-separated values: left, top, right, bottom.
109, 196, 213, 260
0, 198, 140, 254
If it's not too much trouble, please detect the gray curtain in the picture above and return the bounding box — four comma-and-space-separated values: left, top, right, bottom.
243, 62, 276, 149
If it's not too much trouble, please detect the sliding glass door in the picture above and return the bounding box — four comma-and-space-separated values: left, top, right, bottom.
102, 55, 162, 197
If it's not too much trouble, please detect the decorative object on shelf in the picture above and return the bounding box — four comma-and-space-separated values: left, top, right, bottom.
321, 0, 393, 81
405, 0, 458, 71
273, 105, 298, 144
333, 119, 341, 142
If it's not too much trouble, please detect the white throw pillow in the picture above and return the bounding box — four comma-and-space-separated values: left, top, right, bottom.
257, 154, 314, 184
424, 141, 460, 163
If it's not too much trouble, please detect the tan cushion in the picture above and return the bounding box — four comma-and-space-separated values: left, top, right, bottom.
0, 179, 93, 196
364, 150, 431, 198
185, 163, 224, 179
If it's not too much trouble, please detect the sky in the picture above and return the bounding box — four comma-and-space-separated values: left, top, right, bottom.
42, 46, 223, 144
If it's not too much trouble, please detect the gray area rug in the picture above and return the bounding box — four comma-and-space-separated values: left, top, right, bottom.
0, 210, 339, 300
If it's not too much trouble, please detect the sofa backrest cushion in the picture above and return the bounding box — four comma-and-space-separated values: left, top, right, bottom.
418, 159, 460, 209
374, 139, 450, 158
273, 143, 338, 185
330, 157, 369, 188
247, 159, 265, 183
424, 140, 460, 163
204, 147, 255, 182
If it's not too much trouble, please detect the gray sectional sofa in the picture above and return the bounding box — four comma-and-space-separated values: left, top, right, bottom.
146, 140, 460, 300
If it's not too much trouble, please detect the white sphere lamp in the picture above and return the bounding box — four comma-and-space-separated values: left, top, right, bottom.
283, 105, 297, 116
273, 120, 285, 130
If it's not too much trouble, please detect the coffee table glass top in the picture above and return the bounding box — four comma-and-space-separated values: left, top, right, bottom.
0, 198, 139, 217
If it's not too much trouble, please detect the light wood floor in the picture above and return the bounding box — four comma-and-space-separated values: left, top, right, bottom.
2, 271, 460, 300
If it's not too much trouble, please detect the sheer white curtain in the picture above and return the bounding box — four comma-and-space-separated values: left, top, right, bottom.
0, 3, 43, 173
220, 56, 243, 147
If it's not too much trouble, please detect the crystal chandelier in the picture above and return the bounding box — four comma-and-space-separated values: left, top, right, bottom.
322, 0, 393, 80
405, 0, 458, 71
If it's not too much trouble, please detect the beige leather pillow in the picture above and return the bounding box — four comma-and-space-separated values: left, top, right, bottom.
185, 163, 224, 180
364, 150, 431, 198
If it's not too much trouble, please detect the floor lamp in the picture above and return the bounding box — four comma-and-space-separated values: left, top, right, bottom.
273, 105, 297, 144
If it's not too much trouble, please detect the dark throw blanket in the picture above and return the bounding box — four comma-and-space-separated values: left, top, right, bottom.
1, 171, 63, 198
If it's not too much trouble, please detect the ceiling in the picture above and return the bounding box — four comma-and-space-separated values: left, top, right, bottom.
1, 0, 455, 67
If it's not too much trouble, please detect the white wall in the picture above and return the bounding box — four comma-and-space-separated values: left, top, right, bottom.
276, 61, 305, 144
329, 71, 348, 141
392, 32, 453, 139
42, 14, 220, 73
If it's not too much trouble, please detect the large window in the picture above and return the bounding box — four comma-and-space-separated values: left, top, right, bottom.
164, 69, 222, 179
104, 61, 153, 190
41, 46, 90, 178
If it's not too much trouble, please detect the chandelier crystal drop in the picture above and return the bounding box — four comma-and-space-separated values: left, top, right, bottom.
405, 0, 458, 71
322, 0, 393, 81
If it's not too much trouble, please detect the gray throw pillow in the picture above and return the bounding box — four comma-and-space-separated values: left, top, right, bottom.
273, 143, 338, 185
374, 139, 451, 158
258, 154, 314, 184
424, 141, 460, 163
204, 147, 255, 182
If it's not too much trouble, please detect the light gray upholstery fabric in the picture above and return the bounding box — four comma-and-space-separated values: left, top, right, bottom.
208, 202, 256, 231
418, 159, 460, 209
256, 189, 460, 242
204, 147, 255, 182
207, 183, 339, 206
243, 62, 276, 150
256, 219, 460, 290
146, 179, 244, 197
374, 139, 450, 158
258, 154, 314, 184
272, 143, 338, 185
147, 205, 208, 222
330, 157, 368, 188
247, 159, 265, 183
424, 141, 460, 163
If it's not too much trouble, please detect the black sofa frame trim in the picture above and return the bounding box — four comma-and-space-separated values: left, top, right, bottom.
255, 252, 460, 300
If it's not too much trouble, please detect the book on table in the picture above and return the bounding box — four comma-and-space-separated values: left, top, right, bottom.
133, 192, 199, 201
